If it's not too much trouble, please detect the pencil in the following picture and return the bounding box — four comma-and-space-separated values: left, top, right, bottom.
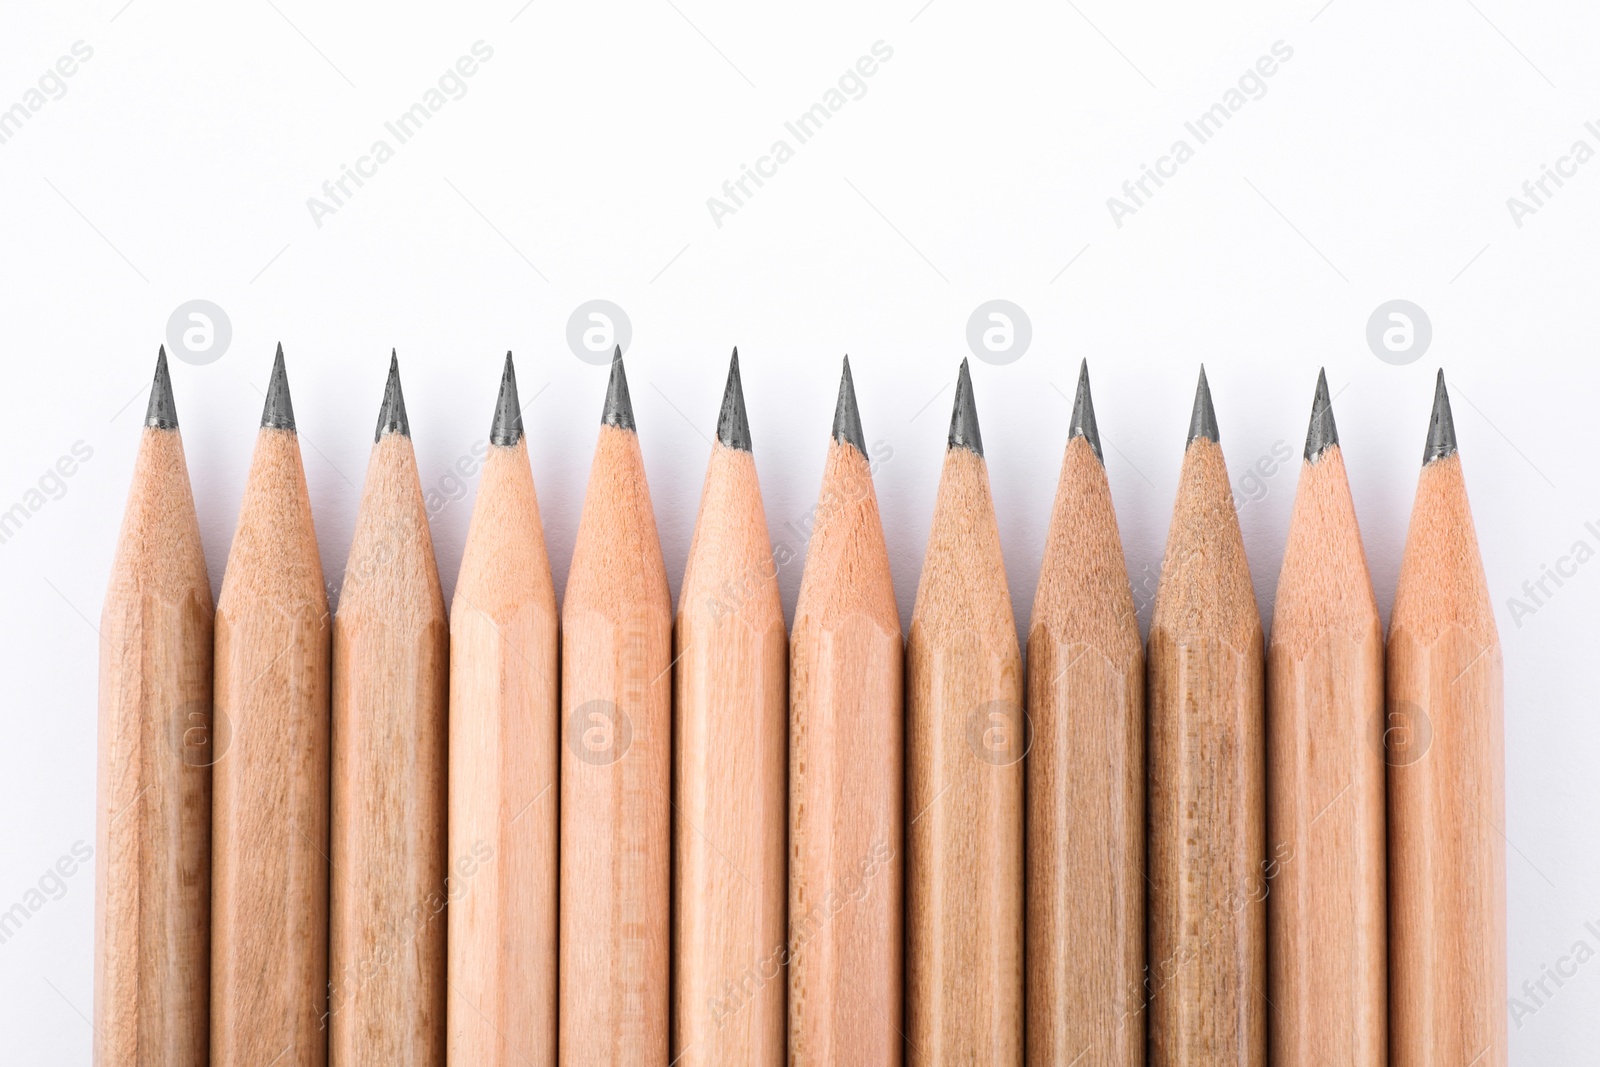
1146, 367, 1266, 1067
906, 359, 1023, 1065
95, 347, 213, 1066
1266, 369, 1385, 1065
788, 357, 902, 1066
328, 353, 448, 1065
560, 349, 673, 1064
673, 350, 788, 1065
210, 345, 331, 1066
1025, 361, 1143, 1065
448, 353, 558, 1065
1387, 372, 1505, 1067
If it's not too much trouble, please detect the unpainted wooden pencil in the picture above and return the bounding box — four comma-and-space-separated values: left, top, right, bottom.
96, 348, 213, 1067
1387, 372, 1505, 1067
788, 358, 902, 1066
560, 349, 673, 1065
329, 354, 448, 1066
907, 360, 1023, 1065
1266, 370, 1386, 1066
673, 350, 788, 1066
1026, 361, 1143, 1065
1146, 368, 1266, 1067
448, 354, 558, 1065
211, 345, 331, 1066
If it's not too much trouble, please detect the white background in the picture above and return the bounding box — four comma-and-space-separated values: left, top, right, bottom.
1, 0, 1597, 1060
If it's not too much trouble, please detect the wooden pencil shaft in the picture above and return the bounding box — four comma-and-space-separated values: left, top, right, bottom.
560, 424, 673, 1064
329, 432, 448, 1066
1266, 447, 1386, 1066
1146, 437, 1266, 1067
1026, 435, 1143, 1066
673, 441, 788, 1066
448, 439, 558, 1065
1387, 453, 1505, 1067
789, 439, 903, 1066
95, 425, 213, 1067
210, 428, 331, 1066
907, 446, 1023, 1065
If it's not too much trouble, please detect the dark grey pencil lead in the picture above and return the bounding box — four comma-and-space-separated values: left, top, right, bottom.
1424, 368, 1457, 464
374, 349, 410, 441
145, 345, 178, 430
602, 345, 636, 431
490, 351, 523, 446
948, 358, 983, 456
832, 355, 867, 456
717, 347, 751, 452
261, 342, 296, 431
1068, 358, 1102, 462
1304, 367, 1338, 462
1187, 365, 1218, 446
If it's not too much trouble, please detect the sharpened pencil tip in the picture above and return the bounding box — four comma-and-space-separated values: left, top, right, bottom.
832, 355, 867, 455
261, 343, 296, 431
948, 358, 983, 456
1424, 368, 1457, 464
490, 351, 523, 446
1068, 359, 1102, 462
1187, 365, 1218, 446
1304, 367, 1338, 462
145, 346, 178, 430
374, 350, 410, 441
602, 345, 636, 431
717, 347, 751, 451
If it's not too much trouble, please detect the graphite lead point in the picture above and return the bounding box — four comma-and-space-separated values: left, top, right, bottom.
717, 347, 751, 452
948, 358, 983, 456
832, 355, 866, 456
374, 350, 410, 441
146, 346, 178, 430
490, 351, 523, 446
261, 343, 296, 431
1424, 368, 1457, 464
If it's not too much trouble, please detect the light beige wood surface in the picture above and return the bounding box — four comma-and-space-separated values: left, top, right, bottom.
211, 426, 331, 1066
448, 438, 558, 1065
1387, 450, 1505, 1067
329, 431, 448, 1066
1267, 443, 1386, 1066
560, 421, 673, 1065
788, 437, 902, 1066
96, 422, 213, 1067
1146, 435, 1265, 1067
907, 444, 1023, 1066
1026, 434, 1143, 1066
673, 439, 788, 1066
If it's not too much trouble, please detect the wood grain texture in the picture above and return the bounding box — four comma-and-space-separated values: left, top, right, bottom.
329, 432, 448, 1066
1146, 437, 1265, 1067
1266, 445, 1386, 1067
673, 440, 788, 1066
96, 425, 213, 1067
907, 446, 1023, 1066
788, 439, 902, 1067
448, 439, 558, 1066
1026, 435, 1143, 1066
211, 427, 331, 1066
1387, 452, 1505, 1067
560, 423, 673, 1065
